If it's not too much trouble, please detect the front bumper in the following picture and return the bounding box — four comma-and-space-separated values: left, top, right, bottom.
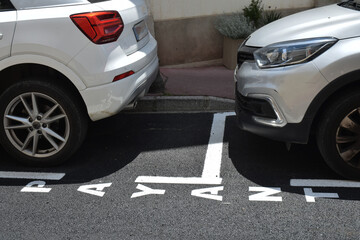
234, 50, 329, 143
235, 94, 312, 144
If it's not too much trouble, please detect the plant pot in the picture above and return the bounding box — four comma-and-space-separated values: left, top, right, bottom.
222, 37, 244, 70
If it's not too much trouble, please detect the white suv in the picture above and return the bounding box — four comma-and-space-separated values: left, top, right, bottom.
0, 0, 159, 165
235, 1, 360, 179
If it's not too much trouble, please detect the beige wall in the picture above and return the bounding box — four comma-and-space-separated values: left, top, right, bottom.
154, 15, 223, 66
145, 0, 339, 66
146, 0, 337, 21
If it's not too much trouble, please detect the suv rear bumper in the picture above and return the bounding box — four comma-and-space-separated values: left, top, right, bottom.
80, 55, 159, 121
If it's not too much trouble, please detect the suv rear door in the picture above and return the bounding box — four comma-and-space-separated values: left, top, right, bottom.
0, 0, 16, 60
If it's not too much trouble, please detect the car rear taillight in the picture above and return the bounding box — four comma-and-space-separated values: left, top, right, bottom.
70, 11, 124, 44
113, 71, 135, 82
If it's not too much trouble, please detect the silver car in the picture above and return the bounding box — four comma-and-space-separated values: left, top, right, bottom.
235, 0, 360, 179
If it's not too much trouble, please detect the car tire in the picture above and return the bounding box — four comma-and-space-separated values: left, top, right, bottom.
317, 89, 360, 180
0, 79, 88, 166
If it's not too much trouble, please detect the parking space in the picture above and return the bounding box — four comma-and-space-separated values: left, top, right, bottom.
0, 112, 360, 239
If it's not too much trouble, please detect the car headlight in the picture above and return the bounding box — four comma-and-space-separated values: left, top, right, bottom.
254, 37, 338, 69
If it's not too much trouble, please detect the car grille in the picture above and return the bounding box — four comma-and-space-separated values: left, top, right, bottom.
237, 46, 258, 67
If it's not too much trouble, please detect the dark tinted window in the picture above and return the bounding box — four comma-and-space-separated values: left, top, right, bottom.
0, 0, 15, 11
339, 0, 360, 11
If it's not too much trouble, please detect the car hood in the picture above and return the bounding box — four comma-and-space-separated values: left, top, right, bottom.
246, 4, 360, 47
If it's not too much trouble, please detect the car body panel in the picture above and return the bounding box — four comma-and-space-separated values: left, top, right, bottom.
247, 4, 360, 47
9, 0, 89, 10
314, 37, 360, 84
80, 54, 158, 121
12, 5, 99, 65
0, 54, 87, 90
0, 11, 16, 61
68, 34, 158, 88
236, 60, 328, 124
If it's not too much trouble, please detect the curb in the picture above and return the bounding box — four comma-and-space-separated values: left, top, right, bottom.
125, 96, 235, 113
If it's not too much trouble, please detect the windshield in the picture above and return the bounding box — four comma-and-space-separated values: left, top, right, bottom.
339, 0, 360, 10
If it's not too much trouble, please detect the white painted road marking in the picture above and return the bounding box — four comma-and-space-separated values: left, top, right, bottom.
202, 112, 235, 179
249, 187, 283, 202
77, 183, 112, 197
191, 186, 224, 201
131, 184, 166, 198
134, 112, 235, 186
135, 176, 222, 185
0, 171, 65, 180
21, 181, 52, 193
290, 179, 360, 188
304, 188, 339, 203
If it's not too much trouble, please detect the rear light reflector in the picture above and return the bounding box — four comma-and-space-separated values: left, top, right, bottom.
71, 11, 124, 44
113, 71, 135, 82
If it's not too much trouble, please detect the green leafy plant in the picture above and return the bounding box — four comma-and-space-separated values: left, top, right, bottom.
262, 8, 282, 25
214, 0, 283, 39
243, 0, 264, 28
215, 13, 256, 39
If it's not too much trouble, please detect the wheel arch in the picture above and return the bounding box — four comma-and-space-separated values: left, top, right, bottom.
0, 62, 88, 120
307, 69, 360, 138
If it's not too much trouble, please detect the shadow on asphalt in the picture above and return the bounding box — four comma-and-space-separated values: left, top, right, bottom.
1, 113, 359, 201
226, 116, 339, 182
0, 113, 213, 185
226, 116, 360, 201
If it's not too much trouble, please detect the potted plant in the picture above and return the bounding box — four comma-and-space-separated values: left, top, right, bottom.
215, 0, 282, 69
215, 13, 255, 69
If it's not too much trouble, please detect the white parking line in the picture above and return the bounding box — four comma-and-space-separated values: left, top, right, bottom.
290, 179, 360, 188
0, 171, 65, 180
135, 112, 235, 185
135, 176, 222, 185
202, 112, 235, 179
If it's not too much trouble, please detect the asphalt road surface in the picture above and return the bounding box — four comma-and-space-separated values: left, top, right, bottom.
0, 112, 359, 239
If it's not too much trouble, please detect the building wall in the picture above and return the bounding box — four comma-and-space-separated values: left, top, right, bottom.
145, 0, 339, 66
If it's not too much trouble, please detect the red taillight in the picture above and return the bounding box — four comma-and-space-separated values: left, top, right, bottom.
113, 71, 135, 82
71, 11, 124, 44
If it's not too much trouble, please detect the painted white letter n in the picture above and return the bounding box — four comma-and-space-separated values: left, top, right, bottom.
249, 187, 282, 202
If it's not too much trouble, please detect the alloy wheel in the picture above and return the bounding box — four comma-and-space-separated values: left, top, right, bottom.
3, 92, 70, 158
336, 108, 360, 169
